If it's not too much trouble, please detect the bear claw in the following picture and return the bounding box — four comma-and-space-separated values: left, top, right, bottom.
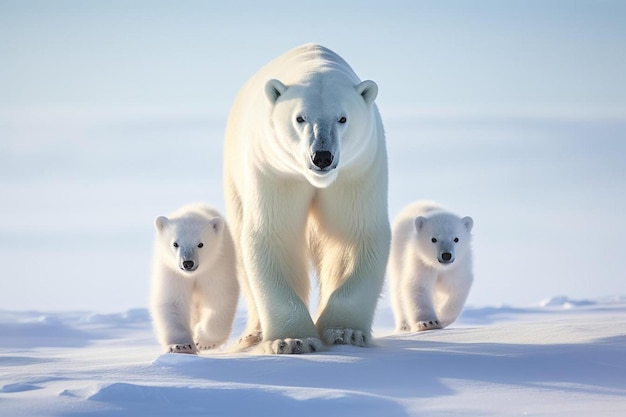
260, 337, 323, 354
167, 343, 197, 354
415, 320, 442, 331
195, 341, 219, 350
238, 331, 263, 349
322, 328, 367, 347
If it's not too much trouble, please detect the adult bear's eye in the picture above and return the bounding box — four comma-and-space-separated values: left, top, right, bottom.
197, 243, 204, 248
173, 242, 179, 248
296, 115, 305, 123
431, 238, 437, 243
338, 116, 347, 124
454, 237, 459, 243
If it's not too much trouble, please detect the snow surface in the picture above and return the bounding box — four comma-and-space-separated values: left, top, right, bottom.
1, 296, 625, 416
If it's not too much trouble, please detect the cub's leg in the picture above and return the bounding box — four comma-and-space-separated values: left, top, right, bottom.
406, 270, 442, 331
151, 277, 197, 354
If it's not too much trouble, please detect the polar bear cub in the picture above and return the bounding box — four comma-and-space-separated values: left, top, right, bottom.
150, 203, 239, 353
389, 201, 474, 332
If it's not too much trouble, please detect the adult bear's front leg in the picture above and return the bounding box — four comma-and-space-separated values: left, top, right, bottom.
315, 237, 389, 347
242, 227, 321, 353
311, 180, 391, 347
240, 182, 322, 354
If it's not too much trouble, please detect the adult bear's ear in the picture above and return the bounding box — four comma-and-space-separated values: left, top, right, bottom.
154, 216, 169, 231
356, 80, 378, 105
462, 216, 474, 233
414, 216, 427, 232
265, 79, 288, 104
209, 217, 224, 234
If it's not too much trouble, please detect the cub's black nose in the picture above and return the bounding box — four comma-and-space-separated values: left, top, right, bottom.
441, 252, 452, 262
182, 260, 195, 270
312, 151, 333, 170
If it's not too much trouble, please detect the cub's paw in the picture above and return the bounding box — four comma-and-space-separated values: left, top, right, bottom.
321, 328, 368, 347
413, 320, 442, 332
238, 331, 262, 349
167, 343, 198, 354
256, 337, 324, 354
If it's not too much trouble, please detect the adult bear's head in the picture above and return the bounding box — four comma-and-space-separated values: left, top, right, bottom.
264, 74, 379, 188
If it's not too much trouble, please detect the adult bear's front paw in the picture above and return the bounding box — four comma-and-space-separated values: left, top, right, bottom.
321, 328, 368, 347
256, 337, 324, 354
167, 343, 198, 354
413, 319, 442, 331
195, 340, 219, 351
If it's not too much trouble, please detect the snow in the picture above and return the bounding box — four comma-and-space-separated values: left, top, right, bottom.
1, 297, 625, 416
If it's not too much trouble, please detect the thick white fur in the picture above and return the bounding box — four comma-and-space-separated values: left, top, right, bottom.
223, 44, 390, 354
389, 201, 474, 332
150, 203, 239, 354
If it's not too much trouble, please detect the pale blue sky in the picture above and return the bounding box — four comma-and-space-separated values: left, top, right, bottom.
1, 0, 625, 110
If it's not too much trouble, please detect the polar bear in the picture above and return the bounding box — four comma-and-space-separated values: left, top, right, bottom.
223, 44, 390, 354
150, 203, 239, 354
389, 201, 474, 332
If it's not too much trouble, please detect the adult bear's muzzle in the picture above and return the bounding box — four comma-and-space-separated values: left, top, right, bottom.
311, 150, 334, 170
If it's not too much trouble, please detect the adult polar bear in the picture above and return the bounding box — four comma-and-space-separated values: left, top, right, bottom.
224, 44, 390, 354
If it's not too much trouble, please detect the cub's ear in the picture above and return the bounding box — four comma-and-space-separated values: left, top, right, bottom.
462, 216, 474, 233
414, 216, 427, 232
154, 216, 169, 231
265, 79, 288, 104
208, 217, 224, 234
356, 80, 378, 105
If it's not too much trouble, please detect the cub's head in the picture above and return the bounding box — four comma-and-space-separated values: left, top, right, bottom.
154, 214, 224, 275
264, 76, 379, 188
413, 212, 474, 269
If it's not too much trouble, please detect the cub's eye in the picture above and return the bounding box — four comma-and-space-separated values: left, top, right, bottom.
338, 116, 347, 124
431, 238, 437, 243
454, 237, 459, 243
197, 243, 204, 248
296, 116, 305, 123
173, 242, 179, 248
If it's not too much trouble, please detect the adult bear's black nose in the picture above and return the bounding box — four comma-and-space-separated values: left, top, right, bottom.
312, 151, 333, 170
182, 260, 195, 270
441, 252, 452, 262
